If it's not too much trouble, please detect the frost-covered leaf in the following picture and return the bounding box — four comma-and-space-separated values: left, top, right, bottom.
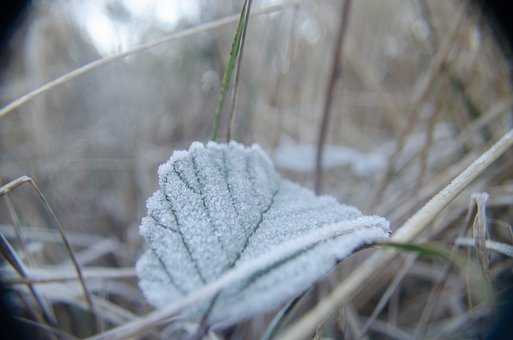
136, 141, 389, 326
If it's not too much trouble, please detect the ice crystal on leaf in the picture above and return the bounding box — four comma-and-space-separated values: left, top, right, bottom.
136, 141, 389, 326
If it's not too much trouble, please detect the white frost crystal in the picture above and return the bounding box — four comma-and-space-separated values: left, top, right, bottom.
136, 141, 389, 326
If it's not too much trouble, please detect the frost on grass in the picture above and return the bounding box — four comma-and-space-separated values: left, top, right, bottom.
274, 136, 386, 176
274, 125, 454, 177
136, 141, 390, 326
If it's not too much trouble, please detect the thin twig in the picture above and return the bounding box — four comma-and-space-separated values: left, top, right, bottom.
314, 0, 352, 194
278, 129, 513, 340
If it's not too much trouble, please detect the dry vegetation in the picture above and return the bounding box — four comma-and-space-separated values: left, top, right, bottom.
1, 0, 513, 339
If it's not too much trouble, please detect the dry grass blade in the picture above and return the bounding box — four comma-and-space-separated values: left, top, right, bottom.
0, 176, 99, 330
428, 307, 490, 339
0, 176, 31, 195
14, 317, 79, 340
55, 238, 122, 267
0, 224, 103, 246
489, 218, 513, 241
260, 291, 307, 340
359, 254, 417, 337
3, 194, 33, 265
0, 0, 304, 119
3, 267, 136, 285
471, 193, 490, 274
2, 191, 57, 325
368, 319, 412, 340
0, 233, 57, 326
314, 0, 352, 194
92, 297, 141, 325
455, 238, 513, 257
278, 129, 513, 340
342, 304, 368, 340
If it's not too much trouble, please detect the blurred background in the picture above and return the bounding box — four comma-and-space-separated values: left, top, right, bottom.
1, 0, 513, 339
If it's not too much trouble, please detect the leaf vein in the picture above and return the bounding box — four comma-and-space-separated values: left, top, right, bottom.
160, 182, 207, 284
149, 247, 187, 295
172, 162, 200, 194
191, 152, 230, 260
233, 186, 279, 266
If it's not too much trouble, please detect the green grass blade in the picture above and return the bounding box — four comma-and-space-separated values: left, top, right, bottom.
211, 0, 250, 141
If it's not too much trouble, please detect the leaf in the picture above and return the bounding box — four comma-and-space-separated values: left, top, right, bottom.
136, 141, 389, 326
